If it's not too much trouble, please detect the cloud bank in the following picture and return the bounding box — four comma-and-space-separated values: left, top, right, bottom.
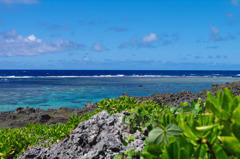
0, 29, 83, 56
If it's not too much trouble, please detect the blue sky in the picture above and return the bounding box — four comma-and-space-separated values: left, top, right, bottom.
0, 0, 239, 70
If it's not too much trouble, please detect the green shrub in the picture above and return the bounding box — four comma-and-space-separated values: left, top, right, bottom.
2, 88, 240, 159
117, 88, 240, 159
0, 96, 147, 158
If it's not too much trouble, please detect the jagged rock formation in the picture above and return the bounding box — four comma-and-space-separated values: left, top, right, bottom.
18, 111, 146, 159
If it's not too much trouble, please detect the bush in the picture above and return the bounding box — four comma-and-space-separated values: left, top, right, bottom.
116, 88, 240, 159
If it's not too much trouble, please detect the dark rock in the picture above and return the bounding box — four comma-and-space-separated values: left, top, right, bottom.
8, 114, 16, 120
138, 85, 143, 87
134, 81, 240, 107
37, 114, 51, 123
83, 102, 98, 110
0, 101, 98, 129
18, 111, 146, 159
35, 108, 42, 113
15, 107, 24, 113
24, 107, 36, 114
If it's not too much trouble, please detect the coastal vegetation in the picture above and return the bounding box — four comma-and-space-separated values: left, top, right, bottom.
115, 88, 240, 158
1, 88, 240, 158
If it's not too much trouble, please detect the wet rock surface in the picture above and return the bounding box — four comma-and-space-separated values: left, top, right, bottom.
18, 111, 146, 159
1, 81, 240, 129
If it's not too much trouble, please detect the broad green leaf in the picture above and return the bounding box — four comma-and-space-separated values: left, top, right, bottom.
194, 103, 200, 110
166, 136, 178, 159
232, 122, 240, 140
136, 151, 155, 159
124, 148, 136, 158
219, 136, 240, 156
195, 144, 207, 159
180, 148, 192, 159
221, 120, 232, 136
222, 88, 232, 112
148, 124, 182, 145
232, 97, 239, 114
233, 106, 240, 125
180, 102, 188, 107
206, 92, 221, 116
217, 89, 223, 106
180, 119, 198, 140
220, 109, 230, 120
146, 145, 162, 156
170, 107, 177, 113
148, 128, 164, 145
178, 135, 194, 159
213, 144, 228, 159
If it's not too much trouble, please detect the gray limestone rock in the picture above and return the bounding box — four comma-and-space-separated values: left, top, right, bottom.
18, 111, 146, 159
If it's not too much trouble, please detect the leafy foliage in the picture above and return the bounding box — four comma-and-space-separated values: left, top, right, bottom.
2, 88, 240, 159
0, 96, 147, 158
117, 88, 240, 159
148, 124, 182, 145
97, 96, 138, 115
0, 123, 72, 158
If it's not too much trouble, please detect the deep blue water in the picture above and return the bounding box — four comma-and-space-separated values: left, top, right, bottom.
0, 70, 240, 112
1, 70, 240, 77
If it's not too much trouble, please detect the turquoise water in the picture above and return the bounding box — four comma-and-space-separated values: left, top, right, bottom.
0, 76, 239, 112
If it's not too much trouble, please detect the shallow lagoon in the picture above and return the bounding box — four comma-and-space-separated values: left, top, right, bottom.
0, 76, 239, 112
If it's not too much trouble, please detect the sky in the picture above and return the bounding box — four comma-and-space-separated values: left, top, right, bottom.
0, 0, 239, 70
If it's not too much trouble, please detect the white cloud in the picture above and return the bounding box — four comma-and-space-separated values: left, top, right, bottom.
145, 58, 152, 62
208, 24, 236, 41
83, 57, 90, 61
119, 33, 178, 49
0, 0, 39, 4
209, 24, 219, 34
4, 29, 18, 37
0, 29, 83, 56
209, 24, 220, 41
119, 38, 138, 49
92, 44, 107, 52
27, 34, 37, 41
231, 0, 239, 6
142, 33, 158, 42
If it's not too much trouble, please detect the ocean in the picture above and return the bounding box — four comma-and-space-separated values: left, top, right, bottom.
0, 70, 240, 112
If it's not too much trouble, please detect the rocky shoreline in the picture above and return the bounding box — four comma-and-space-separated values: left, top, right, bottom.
1, 81, 240, 129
